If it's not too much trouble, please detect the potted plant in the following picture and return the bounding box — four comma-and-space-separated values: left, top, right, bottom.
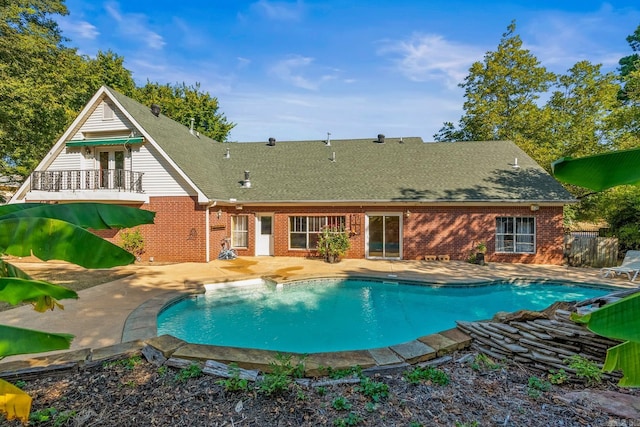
475, 241, 487, 265
317, 226, 351, 263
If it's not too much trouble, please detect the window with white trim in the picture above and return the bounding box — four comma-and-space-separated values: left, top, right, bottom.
289, 216, 346, 250
496, 217, 535, 253
231, 215, 248, 248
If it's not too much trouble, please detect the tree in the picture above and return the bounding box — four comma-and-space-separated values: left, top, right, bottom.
134, 82, 236, 142
87, 50, 137, 97
0, 203, 155, 423
524, 61, 620, 172
618, 24, 640, 101
434, 21, 554, 146
0, 0, 96, 178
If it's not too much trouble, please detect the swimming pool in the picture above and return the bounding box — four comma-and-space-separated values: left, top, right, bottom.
157, 278, 609, 353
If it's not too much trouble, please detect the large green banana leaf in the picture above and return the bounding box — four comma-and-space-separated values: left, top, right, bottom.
553, 149, 640, 387
0, 260, 31, 279
551, 147, 640, 191
0, 278, 78, 306
0, 203, 155, 230
0, 325, 74, 358
0, 217, 135, 268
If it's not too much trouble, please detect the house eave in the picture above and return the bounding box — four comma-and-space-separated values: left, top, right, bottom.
213, 199, 574, 208
24, 190, 150, 204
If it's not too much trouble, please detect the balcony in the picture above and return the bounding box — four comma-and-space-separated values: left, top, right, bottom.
31, 169, 144, 193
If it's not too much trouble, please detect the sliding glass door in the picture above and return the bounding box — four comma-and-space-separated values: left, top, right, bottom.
366, 214, 401, 259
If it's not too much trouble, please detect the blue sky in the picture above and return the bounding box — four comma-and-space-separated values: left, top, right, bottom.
58, 1, 640, 142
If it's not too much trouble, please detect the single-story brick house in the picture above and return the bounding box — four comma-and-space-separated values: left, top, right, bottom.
10, 86, 574, 264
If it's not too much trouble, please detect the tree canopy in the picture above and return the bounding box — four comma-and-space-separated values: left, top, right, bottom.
0, 0, 235, 180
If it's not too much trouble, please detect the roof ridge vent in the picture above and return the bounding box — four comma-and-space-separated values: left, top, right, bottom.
377, 134, 385, 144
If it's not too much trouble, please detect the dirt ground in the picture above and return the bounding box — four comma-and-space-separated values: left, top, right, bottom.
3, 349, 638, 427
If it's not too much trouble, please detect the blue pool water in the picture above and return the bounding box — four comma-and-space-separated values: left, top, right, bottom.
157, 278, 609, 353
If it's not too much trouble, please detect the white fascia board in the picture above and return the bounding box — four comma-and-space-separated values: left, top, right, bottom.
107, 90, 209, 204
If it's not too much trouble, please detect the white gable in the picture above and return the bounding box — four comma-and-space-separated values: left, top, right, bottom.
10, 87, 201, 203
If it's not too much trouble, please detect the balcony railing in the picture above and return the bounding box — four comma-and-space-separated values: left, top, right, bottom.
30, 169, 144, 193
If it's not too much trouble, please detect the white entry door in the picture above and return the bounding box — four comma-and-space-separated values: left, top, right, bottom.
255, 214, 274, 256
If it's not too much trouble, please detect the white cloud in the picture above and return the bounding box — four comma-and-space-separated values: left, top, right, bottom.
269, 55, 338, 90
251, 0, 305, 21
237, 57, 252, 68
104, 2, 166, 50
522, 5, 640, 73
58, 17, 99, 40
378, 33, 482, 88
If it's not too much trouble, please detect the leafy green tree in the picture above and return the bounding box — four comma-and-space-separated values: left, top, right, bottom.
526, 61, 619, 171
134, 82, 236, 142
0, 2, 236, 181
0, 0, 96, 178
434, 21, 554, 147
618, 24, 640, 101
87, 50, 137, 97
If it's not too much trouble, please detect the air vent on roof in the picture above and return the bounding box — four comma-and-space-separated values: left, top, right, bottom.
224, 147, 230, 159
243, 170, 251, 188
150, 104, 161, 117
377, 134, 385, 143
399, 137, 404, 144
268, 137, 276, 146
326, 132, 331, 146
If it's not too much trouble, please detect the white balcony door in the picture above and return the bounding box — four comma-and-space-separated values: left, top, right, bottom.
98, 149, 125, 188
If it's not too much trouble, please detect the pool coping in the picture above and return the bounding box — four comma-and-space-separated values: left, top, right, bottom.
117, 273, 614, 376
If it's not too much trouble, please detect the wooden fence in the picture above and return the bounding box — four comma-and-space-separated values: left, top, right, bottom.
564, 235, 618, 268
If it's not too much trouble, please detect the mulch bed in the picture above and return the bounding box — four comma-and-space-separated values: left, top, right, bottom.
4, 350, 637, 426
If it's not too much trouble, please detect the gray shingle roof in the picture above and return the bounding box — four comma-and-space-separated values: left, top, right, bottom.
107, 88, 574, 205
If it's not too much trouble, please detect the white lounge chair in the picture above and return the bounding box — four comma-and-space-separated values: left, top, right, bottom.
600, 250, 640, 281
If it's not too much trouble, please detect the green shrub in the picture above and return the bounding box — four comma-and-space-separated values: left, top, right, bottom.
403, 366, 450, 385
175, 363, 203, 382
258, 354, 305, 396
547, 368, 568, 385
333, 412, 362, 426
332, 396, 352, 410
216, 363, 250, 392
120, 228, 145, 260
527, 376, 551, 398
564, 354, 602, 385
355, 377, 389, 402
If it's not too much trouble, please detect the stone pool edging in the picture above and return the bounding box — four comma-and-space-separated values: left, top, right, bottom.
0, 273, 619, 381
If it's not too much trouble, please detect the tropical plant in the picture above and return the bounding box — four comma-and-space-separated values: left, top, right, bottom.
316, 226, 351, 263
553, 149, 640, 387
0, 202, 155, 423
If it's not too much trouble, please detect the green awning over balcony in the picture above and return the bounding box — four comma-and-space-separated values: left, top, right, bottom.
66, 137, 144, 147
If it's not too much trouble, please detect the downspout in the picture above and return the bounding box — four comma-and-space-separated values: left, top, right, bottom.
206, 200, 217, 262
